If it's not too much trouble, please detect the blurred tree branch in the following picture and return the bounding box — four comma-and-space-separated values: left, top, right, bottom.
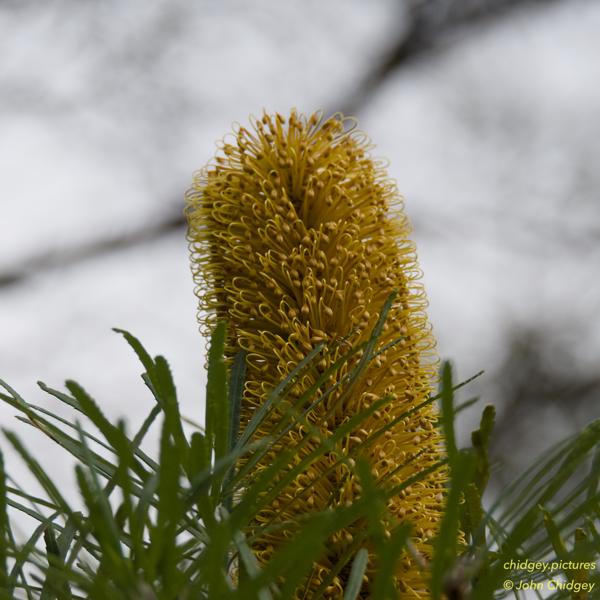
0, 214, 185, 288
490, 326, 600, 476
0, 0, 579, 288
342, 0, 567, 113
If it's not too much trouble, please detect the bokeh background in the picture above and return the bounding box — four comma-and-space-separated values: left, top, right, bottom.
2, 0, 599, 519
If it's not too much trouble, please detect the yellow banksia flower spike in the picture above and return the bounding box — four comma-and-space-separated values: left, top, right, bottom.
186, 110, 446, 598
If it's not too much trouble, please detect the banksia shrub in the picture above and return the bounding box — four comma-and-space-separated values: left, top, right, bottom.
186, 110, 446, 597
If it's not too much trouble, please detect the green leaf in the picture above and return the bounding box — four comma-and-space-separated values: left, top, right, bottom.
235, 510, 334, 599
204, 321, 229, 507
343, 548, 369, 600
233, 341, 324, 452
65, 380, 150, 483
7, 510, 64, 595
220, 351, 247, 515
152, 410, 185, 596
462, 405, 495, 546
130, 403, 162, 462
228, 350, 246, 453
471, 404, 495, 494
541, 506, 569, 562
36, 383, 80, 413
587, 445, 600, 504
73, 421, 126, 570
207, 321, 228, 455
500, 420, 600, 557
439, 361, 457, 467
454, 396, 480, 415
231, 396, 391, 536
430, 450, 476, 600
369, 525, 411, 600
0, 451, 9, 592
112, 328, 161, 401
473, 420, 600, 599
431, 363, 477, 599
2, 430, 72, 517
133, 472, 160, 577
232, 529, 273, 600
573, 528, 592, 598
40, 525, 73, 600
188, 431, 208, 481
462, 482, 485, 546
22, 402, 158, 474
339, 291, 397, 392
11, 415, 131, 497
352, 459, 404, 600
56, 513, 79, 562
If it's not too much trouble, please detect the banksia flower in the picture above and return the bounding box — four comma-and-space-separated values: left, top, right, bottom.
186, 110, 446, 597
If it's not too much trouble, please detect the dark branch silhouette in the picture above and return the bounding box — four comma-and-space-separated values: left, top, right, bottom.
0, 0, 574, 289
0, 215, 185, 288
340, 0, 566, 114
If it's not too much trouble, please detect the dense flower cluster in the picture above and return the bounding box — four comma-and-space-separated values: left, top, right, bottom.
186, 110, 446, 597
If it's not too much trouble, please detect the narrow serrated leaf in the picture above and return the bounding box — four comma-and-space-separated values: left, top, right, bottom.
343, 548, 369, 600
0, 451, 9, 591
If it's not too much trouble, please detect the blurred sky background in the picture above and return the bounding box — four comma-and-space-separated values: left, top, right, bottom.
1, 0, 600, 516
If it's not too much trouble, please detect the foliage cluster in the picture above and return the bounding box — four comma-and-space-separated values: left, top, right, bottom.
0, 307, 598, 599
